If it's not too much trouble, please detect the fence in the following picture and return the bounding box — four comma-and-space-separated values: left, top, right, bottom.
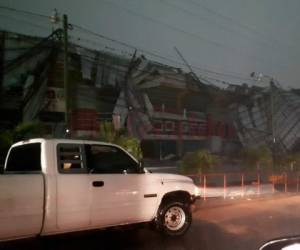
187, 172, 300, 201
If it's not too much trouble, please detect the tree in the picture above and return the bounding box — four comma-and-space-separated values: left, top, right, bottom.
98, 121, 142, 160
241, 145, 272, 171
178, 149, 219, 174
98, 121, 126, 143
0, 121, 47, 165
115, 136, 143, 160
287, 154, 300, 171
279, 153, 300, 171
13, 121, 46, 141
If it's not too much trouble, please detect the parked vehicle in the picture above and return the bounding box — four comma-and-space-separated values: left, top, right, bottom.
0, 138, 200, 241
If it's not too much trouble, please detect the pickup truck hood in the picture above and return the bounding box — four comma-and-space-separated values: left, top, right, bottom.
149, 173, 200, 197
151, 173, 193, 184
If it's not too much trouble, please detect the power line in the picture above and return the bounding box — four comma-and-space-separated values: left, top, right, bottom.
186, 0, 300, 56
72, 24, 136, 51
69, 35, 134, 58
160, 0, 299, 64
174, 46, 212, 86
71, 24, 255, 82
74, 42, 215, 86
68, 47, 245, 87
0, 6, 260, 86
0, 14, 52, 32
68, 50, 196, 87
161, 1, 267, 47
3, 29, 61, 74
0, 5, 257, 82
0, 6, 50, 19
100, 0, 290, 70
2, 2, 294, 56
0, 7, 274, 102
72, 28, 254, 82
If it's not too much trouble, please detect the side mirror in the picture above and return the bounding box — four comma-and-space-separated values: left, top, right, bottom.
138, 160, 145, 173
138, 159, 144, 168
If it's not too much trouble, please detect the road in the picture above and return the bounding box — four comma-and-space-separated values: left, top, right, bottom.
1, 195, 300, 250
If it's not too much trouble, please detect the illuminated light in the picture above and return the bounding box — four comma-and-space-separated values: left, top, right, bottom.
50, 8, 60, 24
194, 187, 200, 196
66, 129, 70, 133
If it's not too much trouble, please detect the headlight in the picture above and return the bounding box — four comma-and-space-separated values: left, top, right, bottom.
194, 186, 201, 196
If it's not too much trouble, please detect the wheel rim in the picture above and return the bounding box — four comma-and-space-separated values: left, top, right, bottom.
164, 206, 186, 231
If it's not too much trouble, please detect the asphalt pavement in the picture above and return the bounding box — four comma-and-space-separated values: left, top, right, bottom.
1, 194, 300, 250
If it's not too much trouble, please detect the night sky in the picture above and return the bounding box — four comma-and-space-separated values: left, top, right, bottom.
1, 0, 300, 88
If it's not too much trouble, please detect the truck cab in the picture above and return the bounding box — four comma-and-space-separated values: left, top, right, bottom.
0, 138, 200, 241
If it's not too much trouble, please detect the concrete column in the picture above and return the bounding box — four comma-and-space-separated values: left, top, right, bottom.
176, 90, 188, 157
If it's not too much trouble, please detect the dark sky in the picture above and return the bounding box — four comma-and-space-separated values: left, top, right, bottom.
1, 0, 300, 88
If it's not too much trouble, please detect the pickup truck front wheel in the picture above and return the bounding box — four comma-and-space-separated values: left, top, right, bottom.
157, 201, 192, 236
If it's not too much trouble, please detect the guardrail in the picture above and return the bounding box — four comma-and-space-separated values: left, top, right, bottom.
187, 172, 300, 201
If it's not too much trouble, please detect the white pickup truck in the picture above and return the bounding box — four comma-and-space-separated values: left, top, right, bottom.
0, 138, 200, 241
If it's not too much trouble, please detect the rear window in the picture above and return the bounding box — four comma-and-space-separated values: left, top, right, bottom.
57, 144, 86, 173
5, 143, 41, 172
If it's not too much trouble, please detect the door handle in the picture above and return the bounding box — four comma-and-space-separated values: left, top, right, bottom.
92, 181, 104, 187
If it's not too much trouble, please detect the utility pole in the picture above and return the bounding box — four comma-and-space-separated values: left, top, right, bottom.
174, 47, 195, 78
174, 46, 213, 87
174, 46, 202, 86
269, 79, 276, 170
63, 14, 69, 135
270, 80, 275, 144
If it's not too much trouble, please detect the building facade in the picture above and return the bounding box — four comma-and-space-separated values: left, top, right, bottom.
3, 30, 299, 161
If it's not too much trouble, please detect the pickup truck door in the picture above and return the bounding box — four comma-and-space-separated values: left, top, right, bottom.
85, 144, 159, 227
56, 143, 91, 231
0, 143, 44, 241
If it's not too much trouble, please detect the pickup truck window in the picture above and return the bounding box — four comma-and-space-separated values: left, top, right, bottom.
85, 144, 139, 174
57, 144, 87, 173
5, 143, 41, 172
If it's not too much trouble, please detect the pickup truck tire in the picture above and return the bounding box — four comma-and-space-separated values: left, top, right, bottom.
157, 201, 192, 236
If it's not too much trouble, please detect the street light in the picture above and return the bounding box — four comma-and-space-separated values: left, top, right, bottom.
50, 8, 60, 31
50, 9, 60, 24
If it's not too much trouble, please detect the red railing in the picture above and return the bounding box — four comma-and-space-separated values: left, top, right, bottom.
187, 172, 300, 201
69, 108, 236, 140
150, 115, 236, 139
